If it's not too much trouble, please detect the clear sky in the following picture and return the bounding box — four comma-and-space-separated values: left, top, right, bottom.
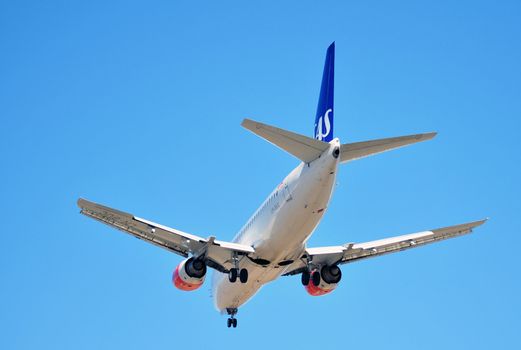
1, 1, 520, 349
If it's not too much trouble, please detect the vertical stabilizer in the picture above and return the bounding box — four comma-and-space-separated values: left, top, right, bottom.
314, 42, 335, 142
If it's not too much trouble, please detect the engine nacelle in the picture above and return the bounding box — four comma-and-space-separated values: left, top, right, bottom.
172, 257, 207, 291
304, 265, 342, 296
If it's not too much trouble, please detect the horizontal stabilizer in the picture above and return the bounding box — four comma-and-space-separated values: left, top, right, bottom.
242, 118, 330, 163
340, 132, 437, 163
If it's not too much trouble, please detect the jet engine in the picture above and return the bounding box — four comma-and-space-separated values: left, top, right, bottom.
172, 257, 207, 291
303, 265, 342, 296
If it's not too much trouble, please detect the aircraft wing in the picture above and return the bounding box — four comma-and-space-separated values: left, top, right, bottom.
77, 198, 254, 273
283, 219, 487, 275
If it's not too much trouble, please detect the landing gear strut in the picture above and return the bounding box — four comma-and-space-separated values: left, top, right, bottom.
228, 251, 248, 283
301, 255, 321, 286
226, 308, 238, 328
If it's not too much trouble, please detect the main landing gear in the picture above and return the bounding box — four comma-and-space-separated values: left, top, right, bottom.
228, 268, 248, 283
301, 268, 321, 286
228, 251, 248, 283
226, 308, 238, 328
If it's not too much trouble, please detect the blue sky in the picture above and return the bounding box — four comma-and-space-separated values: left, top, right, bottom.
1, 1, 520, 348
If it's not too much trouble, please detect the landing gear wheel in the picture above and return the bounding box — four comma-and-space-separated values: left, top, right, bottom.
239, 268, 248, 283
312, 270, 321, 286
228, 268, 238, 283
226, 308, 239, 328
301, 271, 310, 286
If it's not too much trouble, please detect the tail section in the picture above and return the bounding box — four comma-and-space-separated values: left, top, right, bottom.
241, 43, 438, 165
314, 42, 335, 142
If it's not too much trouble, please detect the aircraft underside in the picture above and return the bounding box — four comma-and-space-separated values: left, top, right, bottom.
213, 141, 340, 321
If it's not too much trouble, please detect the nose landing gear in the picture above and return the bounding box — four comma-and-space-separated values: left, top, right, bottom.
227, 318, 237, 328
226, 308, 238, 328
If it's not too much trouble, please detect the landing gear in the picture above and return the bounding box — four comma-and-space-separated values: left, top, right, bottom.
228, 251, 248, 283
228, 268, 238, 283
301, 270, 310, 286
302, 267, 320, 287
228, 268, 248, 283
226, 308, 238, 328
239, 268, 248, 283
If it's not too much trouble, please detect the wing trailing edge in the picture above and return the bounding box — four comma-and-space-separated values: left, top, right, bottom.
283, 219, 487, 276
77, 198, 254, 273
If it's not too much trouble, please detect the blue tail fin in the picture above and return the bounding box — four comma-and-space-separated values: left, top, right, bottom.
314, 42, 335, 142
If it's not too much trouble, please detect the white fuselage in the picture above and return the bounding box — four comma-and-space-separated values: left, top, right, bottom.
212, 138, 341, 312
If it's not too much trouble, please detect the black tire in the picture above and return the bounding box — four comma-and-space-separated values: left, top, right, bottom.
311, 271, 321, 286
227, 318, 232, 328
301, 271, 310, 286
228, 268, 238, 283
239, 269, 248, 283
232, 318, 237, 328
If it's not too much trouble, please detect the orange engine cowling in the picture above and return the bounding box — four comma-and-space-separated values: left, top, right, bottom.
304, 265, 342, 296
172, 257, 207, 291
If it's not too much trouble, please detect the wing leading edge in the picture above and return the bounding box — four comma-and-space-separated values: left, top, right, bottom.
284, 219, 487, 275
77, 198, 254, 273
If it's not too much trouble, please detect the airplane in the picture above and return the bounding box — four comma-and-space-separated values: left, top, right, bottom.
77, 42, 486, 328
